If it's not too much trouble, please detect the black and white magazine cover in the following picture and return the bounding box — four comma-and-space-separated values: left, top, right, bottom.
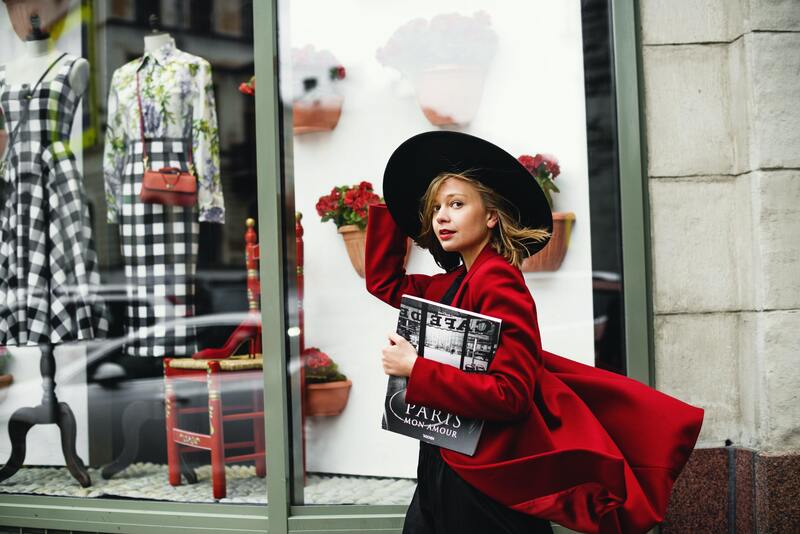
382, 294, 501, 456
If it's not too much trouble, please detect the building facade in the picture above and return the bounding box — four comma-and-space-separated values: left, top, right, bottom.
641, 1, 800, 532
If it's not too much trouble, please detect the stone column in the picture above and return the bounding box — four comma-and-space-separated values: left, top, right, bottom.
639, 1, 800, 532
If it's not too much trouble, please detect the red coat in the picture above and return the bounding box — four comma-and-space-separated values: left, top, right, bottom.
365, 204, 703, 534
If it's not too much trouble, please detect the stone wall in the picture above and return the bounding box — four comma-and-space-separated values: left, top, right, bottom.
640, 0, 799, 531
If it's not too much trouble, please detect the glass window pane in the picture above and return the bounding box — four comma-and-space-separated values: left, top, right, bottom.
278, 0, 626, 506
0, 0, 266, 504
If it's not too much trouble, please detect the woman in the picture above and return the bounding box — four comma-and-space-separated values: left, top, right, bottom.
365, 131, 703, 534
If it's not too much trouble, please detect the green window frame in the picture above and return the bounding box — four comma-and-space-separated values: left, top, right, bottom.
0, 1, 649, 532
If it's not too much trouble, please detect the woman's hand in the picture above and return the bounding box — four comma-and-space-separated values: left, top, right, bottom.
382, 332, 418, 377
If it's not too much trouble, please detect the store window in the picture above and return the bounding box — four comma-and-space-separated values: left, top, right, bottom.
0, 0, 267, 505
277, 0, 626, 505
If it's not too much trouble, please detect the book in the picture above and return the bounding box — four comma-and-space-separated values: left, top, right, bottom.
381, 294, 502, 456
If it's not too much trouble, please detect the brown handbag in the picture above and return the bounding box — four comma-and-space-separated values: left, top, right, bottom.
136, 71, 198, 207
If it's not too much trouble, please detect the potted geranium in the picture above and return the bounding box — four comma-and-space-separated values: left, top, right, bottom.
517, 153, 576, 272
237, 45, 347, 134
376, 12, 497, 127
238, 76, 255, 96
316, 181, 383, 278
302, 347, 351, 416
292, 45, 346, 134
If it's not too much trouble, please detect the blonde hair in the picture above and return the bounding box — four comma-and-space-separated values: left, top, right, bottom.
417, 172, 550, 269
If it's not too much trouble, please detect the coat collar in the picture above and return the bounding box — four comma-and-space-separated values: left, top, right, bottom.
450, 244, 502, 307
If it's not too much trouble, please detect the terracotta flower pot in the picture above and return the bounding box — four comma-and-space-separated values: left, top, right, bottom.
414, 66, 487, 127
521, 212, 576, 272
304, 379, 352, 416
293, 96, 343, 134
338, 225, 412, 278
0, 130, 7, 158
338, 224, 367, 277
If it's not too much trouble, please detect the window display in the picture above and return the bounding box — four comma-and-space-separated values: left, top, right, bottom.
0, 0, 265, 505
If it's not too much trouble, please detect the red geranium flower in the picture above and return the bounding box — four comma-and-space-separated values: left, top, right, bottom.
518, 153, 561, 208
302, 347, 347, 384
316, 181, 383, 230
238, 75, 256, 96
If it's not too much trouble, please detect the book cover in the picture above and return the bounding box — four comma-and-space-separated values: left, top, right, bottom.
382, 294, 501, 456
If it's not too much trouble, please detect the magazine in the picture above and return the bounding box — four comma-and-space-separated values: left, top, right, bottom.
382, 294, 502, 456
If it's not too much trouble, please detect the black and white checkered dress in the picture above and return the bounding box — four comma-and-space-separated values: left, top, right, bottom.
118, 139, 198, 357
0, 56, 108, 345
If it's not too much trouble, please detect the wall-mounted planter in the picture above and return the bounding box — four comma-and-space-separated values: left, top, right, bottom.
338, 225, 412, 278
521, 212, 576, 272
293, 96, 344, 135
338, 224, 367, 277
304, 379, 352, 416
414, 66, 487, 127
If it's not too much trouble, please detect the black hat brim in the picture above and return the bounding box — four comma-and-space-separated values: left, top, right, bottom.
383, 131, 553, 258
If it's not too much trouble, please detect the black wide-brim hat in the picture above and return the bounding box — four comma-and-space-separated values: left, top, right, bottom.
383, 131, 553, 258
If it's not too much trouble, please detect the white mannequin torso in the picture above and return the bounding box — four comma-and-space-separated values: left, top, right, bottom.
2, 39, 89, 98
144, 33, 174, 54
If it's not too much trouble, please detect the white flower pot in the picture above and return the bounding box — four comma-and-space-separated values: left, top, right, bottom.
413, 66, 487, 127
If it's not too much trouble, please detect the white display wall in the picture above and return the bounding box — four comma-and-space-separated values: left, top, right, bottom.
284, 0, 595, 478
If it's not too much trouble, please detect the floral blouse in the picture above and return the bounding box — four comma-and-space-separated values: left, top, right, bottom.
103, 41, 224, 223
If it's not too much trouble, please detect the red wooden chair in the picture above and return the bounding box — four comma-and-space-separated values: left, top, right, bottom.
163, 218, 266, 499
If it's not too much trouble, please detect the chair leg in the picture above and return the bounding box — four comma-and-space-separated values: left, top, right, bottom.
207, 363, 226, 499
253, 388, 266, 478
164, 365, 182, 487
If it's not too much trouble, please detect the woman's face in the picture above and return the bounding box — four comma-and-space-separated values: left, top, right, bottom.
431, 178, 497, 268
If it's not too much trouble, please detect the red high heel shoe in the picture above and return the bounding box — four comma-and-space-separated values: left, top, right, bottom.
193, 314, 261, 360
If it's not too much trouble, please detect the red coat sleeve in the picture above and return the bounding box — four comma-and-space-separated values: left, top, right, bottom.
406, 260, 542, 421
365, 204, 433, 308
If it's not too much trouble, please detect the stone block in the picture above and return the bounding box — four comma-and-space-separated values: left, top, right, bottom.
644, 45, 735, 176
728, 37, 754, 175
640, 0, 743, 45
760, 310, 800, 450
735, 448, 757, 533
755, 452, 800, 533
747, 0, 800, 31
654, 313, 740, 444
662, 448, 729, 533
649, 177, 754, 313
746, 33, 800, 170
754, 171, 800, 309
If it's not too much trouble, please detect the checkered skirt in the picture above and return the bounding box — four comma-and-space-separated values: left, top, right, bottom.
0, 58, 108, 345
119, 139, 198, 357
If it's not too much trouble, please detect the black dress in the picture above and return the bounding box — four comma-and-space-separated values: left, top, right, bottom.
402, 273, 553, 534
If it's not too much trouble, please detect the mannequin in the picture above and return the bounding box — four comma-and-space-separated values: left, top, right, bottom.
144, 33, 173, 54
3, 38, 88, 96
2, 0, 77, 88
143, 13, 173, 55
0, 12, 105, 487
100, 11, 224, 481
